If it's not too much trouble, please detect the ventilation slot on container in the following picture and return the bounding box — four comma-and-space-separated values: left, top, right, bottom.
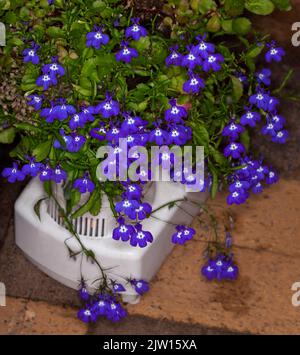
47, 199, 107, 239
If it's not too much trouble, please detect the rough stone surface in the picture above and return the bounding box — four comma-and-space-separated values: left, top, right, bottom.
0, 297, 87, 335
0, 224, 80, 307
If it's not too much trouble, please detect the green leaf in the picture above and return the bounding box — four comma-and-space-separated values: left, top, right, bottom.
224, 0, 245, 16
32, 140, 52, 162
231, 76, 244, 101
245, 0, 275, 15
246, 44, 264, 58
72, 84, 92, 97
197, 0, 217, 14
232, 17, 251, 35
206, 14, 221, 32
192, 124, 210, 146
46, 26, 65, 39
89, 193, 102, 216
71, 189, 101, 219
221, 19, 234, 34
272, 0, 291, 11
34, 198, 47, 221
240, 131, 250, 150
14, 122, 40, 133
0, 127, 16, 144
209, 146, 227, 166
208, 163, 219, 199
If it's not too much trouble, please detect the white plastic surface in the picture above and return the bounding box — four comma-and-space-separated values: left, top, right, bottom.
15, 179, 207, 303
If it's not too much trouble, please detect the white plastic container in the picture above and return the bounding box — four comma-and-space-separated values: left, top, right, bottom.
15, 179, 206, 303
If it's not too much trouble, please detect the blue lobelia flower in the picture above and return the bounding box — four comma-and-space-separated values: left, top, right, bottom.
222, 121, 244, 141
22, 157, 42, 177
42, 56, 65, 80
53, 129, 73, 150
125, 17, 147, 41
91, 295, 110, 317
240, 109, 261, 127
271, 113, 286, 130
201, 261, 218, 281
52, 99, 76, 121
121, 112, 146, 134
105, 299, 127, 322
112, 217, 135, 242
79, 106, 95, 123
40, 101, 56, 123
229, 180, 250, 193
135, 202, 152, 220
183, 72, 205, 94
202, 53, 224, 72
265, 41, 285, 63
265, 169, 279, 185
256, 163, 269, 180
192, 35, 215, 59
27, 94, 43, 111
36, 73, 56, 91
52, 165, 67, 183
249, 89, 270, 111
105, 125, 124, 143
69, 133, 86, 152
112, 283, 126, 293
168, 124, 191, 145
171, 225, 195, 245
130, 279, 149, 295
23, 43, 40, 64
271, 129, 288, 144
256, 68, 271, 86
69, 113, 86, 130
261, 122, 277, 137
78, 283, 90, 302
115, 41, 138, 63
220, 260, 239, 280
2, 162, 25, 183
267, 95, 279, 113
165, 45, 183, 67
164, 98, 187, 124
86, 26, 109, 49
227, 190, 249, 205
181, 46, 202, 70
89, 125, 107, 141
149, 125, 170, 146
77, 308, 98, 323
130, 223, 153, 248
252, 182, 263, 194
122, 183, 143, 200
73, 174, 95, 194
39, 164, 53, 182
95, 92, 120, 119
115, 199, 139, 219
224, 142, 246, 159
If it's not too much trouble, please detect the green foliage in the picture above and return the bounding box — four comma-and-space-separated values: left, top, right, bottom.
0, 0, 292, 208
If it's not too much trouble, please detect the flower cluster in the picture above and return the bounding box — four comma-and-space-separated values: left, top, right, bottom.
201, 254, 238, 281
166, 35, 224, 94
227, 156, 278, 205
86, 18, 147, 64
2, 159, 68, 184
77, 279, 149, 323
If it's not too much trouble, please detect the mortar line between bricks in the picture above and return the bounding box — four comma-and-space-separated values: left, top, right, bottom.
192, 238, 300, 260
